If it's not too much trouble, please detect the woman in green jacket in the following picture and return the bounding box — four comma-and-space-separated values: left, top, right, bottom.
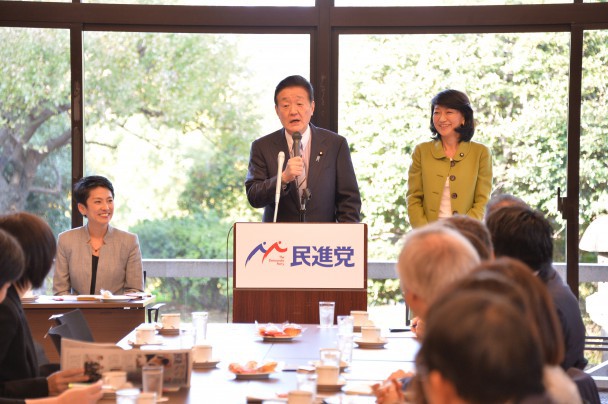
406, 89, 492, 228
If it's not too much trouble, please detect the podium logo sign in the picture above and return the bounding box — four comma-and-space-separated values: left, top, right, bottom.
235, 223, 366, 289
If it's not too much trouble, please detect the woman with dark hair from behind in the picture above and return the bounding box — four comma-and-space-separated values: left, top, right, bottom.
417, 289, 549, 404
406, 89, 493, 228
0, 213, 94, 401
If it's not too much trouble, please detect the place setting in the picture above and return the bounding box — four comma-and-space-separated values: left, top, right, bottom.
228, 360, 279, 380
354, 325, 388, 349
156, 313, 182, 335
256, 321, 304, 342
191, 343, 221, 369
128, 323, 164, 348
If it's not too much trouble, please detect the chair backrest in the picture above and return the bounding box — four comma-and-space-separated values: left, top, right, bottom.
47, 323, 74, 355
51, 309, 94, 343
566, 367, 601, 404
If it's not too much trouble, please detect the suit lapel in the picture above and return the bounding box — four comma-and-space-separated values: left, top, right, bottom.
307, 124, 328, 194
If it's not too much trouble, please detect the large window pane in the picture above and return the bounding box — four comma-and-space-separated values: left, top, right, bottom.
340, 32, 569, 323
0, 27, 71, 294
84, 0, 314, 5
336, 0, 572, 5
340, 32, 569, 260
579, 29, 608, 368
83, 32, 309, 319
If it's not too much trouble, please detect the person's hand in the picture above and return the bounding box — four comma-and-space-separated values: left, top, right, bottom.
372, 378, 405, 404
411, 317, 425, 339
282, 156, 304, 183
56, 381, 103, 404
47, 368, 90, 396
386, 369, 409, 381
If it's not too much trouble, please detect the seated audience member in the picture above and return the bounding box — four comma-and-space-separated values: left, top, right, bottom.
484, 192, 528, 219
454, 261, 581, 404
397, 224, 480, 338
440, 214, 493, 260
0, 213, 90, 399
417, 290, 550, 404
373, 224, 480, 403
53, 175, 144, 296
485, 205, 587, 370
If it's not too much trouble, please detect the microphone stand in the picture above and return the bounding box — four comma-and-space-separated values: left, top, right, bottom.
299, 189, 311, 222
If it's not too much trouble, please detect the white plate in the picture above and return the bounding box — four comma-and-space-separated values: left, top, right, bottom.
354, 337, 388, 349
309, 360, 348, 371
343, 382, 375, 396
193, 359, 220, 369
100, 295, 133, 302
233, 372, 273, 380
128, 338, 163, 347
317, 379, 346, 392
261, 335, 298, 342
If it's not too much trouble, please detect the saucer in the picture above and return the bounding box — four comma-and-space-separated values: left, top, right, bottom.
354, 337, 388, 349
157, 327, 180, 335
262, 335, 297, 342
20, 295, 39, 303
234, 372, 273, 380
128, 337, 163, 347
309, 359, 348, 371
193, 359, 220, 369
317, 378, 346, 392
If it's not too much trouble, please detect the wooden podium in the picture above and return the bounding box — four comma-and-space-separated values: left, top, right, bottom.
232, 223, 367, 324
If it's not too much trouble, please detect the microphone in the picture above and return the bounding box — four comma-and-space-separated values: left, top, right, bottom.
292, 132, 302, 158
273, 151, 285, 223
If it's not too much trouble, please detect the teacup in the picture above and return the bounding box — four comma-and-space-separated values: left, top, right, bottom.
137, 392, 157, 404
287, 390, 313, 404
361, 326, 381, 342
102, 370, 127, 390
192, 344, 212, 363
350, 310, 368, 327
319, 348, 341, 367
161, 313, 181, 329
135, 323, 156, 345
316, 365, 339, 385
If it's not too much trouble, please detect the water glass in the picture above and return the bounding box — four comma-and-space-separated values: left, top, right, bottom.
337, 334, 354, 365
192, 311, 209, 343
337, 315, 354, 335
142, 365, 163, 399
116, 388, 140, 404
318, 301, 335, 328
296, 368, 317, 398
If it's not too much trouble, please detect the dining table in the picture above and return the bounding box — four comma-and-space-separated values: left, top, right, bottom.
107, 322, 420, 403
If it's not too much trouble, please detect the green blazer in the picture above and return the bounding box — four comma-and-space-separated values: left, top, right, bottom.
406, 139, 492, 228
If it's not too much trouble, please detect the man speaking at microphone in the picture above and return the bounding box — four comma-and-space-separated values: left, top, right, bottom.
245, 75, 361, 223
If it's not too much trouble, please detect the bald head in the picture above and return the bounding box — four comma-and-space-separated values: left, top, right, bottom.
397, 224, 480, 315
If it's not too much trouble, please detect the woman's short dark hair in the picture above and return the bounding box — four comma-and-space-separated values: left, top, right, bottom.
73, 175, 115, 207
274, 75, 314, 105
0, 212, 56, 290
417, 290, 545, 403
0, 229, 25, 286
430, 89, 475, 142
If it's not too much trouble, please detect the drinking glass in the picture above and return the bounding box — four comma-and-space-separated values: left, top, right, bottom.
337, 315, 354, 335
192, 311, 208, 343
318, 301, 335, 328
142, 365, 163, 399
116, 388, 140, 404
337, 334, 354, 365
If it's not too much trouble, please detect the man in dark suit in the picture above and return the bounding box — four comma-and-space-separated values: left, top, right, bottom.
245, 75, 361, 223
